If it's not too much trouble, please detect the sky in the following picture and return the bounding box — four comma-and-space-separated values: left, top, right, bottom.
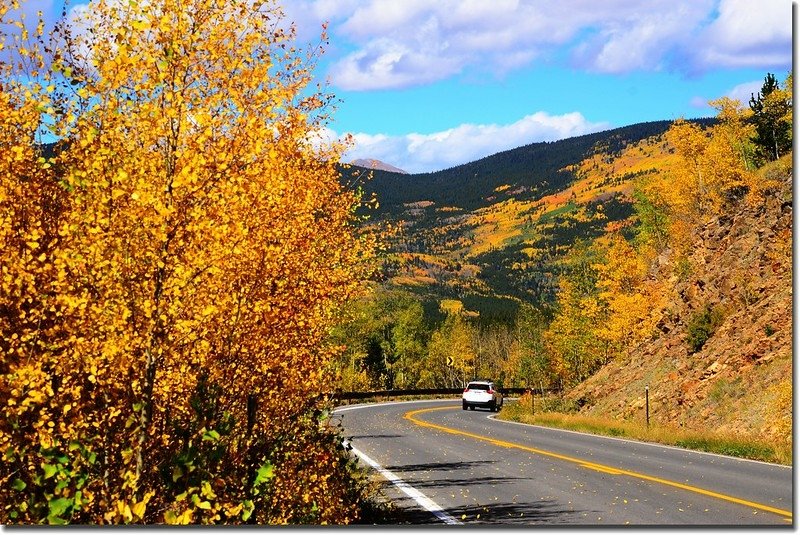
20, 0, 795, 173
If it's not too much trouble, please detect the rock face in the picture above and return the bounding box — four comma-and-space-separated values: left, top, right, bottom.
569, 174, 792, 444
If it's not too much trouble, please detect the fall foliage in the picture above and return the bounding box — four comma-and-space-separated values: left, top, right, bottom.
1, 0, 376, 525
332, 74, 791, 416
749, 72, 792, 163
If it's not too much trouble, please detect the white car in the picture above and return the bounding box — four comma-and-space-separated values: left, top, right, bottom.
462, 380, 503, 412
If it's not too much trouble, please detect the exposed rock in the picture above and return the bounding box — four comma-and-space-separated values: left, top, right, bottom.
566, 172, 792, 444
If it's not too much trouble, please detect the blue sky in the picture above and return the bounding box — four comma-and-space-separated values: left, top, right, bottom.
286, 0, 793, 172
24, 0, 795, 173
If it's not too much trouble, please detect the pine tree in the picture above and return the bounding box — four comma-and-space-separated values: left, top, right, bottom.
749, 73, 792, 162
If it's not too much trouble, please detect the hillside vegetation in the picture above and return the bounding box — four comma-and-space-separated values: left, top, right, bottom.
333, 74, 792, 460
567, 153, 792, 448
347, 120, 709, 310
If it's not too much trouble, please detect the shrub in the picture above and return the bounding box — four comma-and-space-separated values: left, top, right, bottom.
686, 304, 726, 352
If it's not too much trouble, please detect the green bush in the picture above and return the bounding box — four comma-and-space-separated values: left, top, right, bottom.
686, 304, 725, 352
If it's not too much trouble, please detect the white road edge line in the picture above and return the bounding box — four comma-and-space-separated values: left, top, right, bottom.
343, 441, 461, 525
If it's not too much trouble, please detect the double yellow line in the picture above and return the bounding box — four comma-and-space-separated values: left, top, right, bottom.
405, 406, 793, 521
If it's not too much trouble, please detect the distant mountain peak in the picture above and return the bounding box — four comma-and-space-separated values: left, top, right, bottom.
351, 158, 408, 174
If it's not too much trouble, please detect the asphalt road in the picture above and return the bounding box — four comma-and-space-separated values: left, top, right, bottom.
334, 399, 793, 526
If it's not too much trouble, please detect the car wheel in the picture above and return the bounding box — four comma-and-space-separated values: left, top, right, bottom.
462, 401, 468, 410
469, 405, 475, 411
489, 401, 496, 412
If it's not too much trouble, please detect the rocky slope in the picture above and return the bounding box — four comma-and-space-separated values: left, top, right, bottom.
568, 160, 792, 446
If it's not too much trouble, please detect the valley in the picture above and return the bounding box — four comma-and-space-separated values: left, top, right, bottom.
332, 88, 792, 459
348, 120, 704, 315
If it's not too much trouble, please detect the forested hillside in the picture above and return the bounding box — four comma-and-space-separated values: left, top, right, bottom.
342, 119, 711, 314
350, 120, 712, 214
569, 153, 792, 446
331, 73, 792, 457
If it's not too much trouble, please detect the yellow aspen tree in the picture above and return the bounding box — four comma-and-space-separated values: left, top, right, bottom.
2, 0, 375, 525
447, 314, 477, 386
654, 106, 759, 256
665, 120, 710, 208
425, 313, 477, 388
544, 278, 606, 386
779, 73, 792, 137
593, 235, 662, 358
704, 97, 757, 208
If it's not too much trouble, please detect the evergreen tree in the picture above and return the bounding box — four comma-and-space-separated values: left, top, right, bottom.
749, 73, 792, 162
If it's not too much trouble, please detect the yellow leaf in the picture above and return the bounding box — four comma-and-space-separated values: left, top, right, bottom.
177, 509, 193, 524
223, 503, 243, 517
131, 500, 146, 519
132, 491, 154, 519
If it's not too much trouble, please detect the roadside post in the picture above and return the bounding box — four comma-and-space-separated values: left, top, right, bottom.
645, 384, 650, 429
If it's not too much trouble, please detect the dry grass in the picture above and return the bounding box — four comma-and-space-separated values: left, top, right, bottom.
498, 399, 791, 466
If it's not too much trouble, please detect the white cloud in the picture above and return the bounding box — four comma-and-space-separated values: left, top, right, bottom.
331, 37, 464, 91
336, 111, 608, 173
690, 78, 773, 111
571, 2, 713, 73
690, 0, 793, 71
689, 96, 709, 109
286, 0, 791, 90
725, 80, 765, 106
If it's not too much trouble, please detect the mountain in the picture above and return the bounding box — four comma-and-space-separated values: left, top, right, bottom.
350, 158, 408, 174
334, 116, 792, 452
567, 156, 792, 446
353, 120, 713, 215
343, 119, 714, 319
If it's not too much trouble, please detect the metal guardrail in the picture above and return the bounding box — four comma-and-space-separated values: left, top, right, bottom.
332, 387, 553, 403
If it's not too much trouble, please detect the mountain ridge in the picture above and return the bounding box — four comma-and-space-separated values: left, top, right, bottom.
348, 119, 715, 215
341, 118, 715, 315
350, 158, 408, 174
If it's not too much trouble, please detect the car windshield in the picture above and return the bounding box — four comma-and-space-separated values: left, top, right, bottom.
467, 383, 490, 391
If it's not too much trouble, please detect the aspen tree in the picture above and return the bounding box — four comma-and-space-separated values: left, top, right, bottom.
1, 0, 375, 524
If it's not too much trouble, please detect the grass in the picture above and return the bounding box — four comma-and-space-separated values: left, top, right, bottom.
498, 398, 791, 466
536, 201, 577, 223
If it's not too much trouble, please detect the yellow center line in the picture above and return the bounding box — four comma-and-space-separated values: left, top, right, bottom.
404, 406, 793, 520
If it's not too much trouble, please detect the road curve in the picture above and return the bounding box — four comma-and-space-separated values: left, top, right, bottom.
333, 399, 793, 526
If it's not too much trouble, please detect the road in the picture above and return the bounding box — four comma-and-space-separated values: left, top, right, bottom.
334, 399, 793, 526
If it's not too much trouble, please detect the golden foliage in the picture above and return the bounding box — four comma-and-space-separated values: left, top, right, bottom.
439, 299, 464, 316
644, 102, 759, 255
593, 235, 663, 354
544, 277, 607, 384
767, 377, 792, 447
544, 235, 664, 386
1, 0, 375, 524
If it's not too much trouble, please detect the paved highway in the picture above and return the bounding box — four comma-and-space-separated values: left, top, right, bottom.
334, 399, 793, 526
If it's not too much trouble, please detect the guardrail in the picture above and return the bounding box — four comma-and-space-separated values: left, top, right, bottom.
332, 387, 553, 404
